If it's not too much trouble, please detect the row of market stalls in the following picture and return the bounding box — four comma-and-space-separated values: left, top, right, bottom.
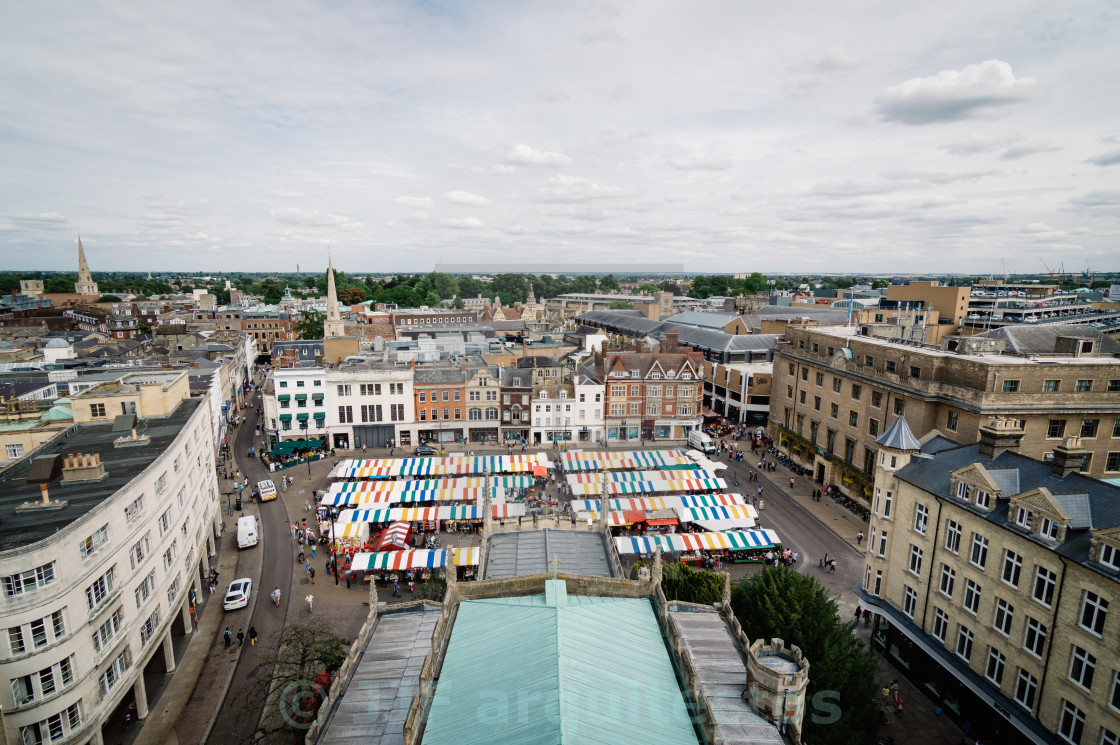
560, 448, 694, 472
329, 452, 551, 479
318, 475, 536, 506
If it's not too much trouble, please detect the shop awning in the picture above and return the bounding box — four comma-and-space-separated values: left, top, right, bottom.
311, 392, 324, 399
613, 529, 781, 555
296, 412, 310, 421
279, 413, 292, 422
294, 393, 307, 400
313, 411, 326, 419
278, 394, 290, 401
374, 521, 411, 551
349, 547, 481, 572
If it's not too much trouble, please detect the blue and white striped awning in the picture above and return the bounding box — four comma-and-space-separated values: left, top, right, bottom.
613, 529, 781, 555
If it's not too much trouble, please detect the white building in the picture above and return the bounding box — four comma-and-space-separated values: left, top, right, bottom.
268, 368, 329, 444
0, 372, 220, 745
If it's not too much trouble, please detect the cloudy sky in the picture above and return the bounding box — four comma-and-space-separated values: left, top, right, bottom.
1, 1, 1118, 275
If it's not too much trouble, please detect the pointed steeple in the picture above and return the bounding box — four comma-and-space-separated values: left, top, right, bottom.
323, 252, 345, 338
74, 236, 99, 296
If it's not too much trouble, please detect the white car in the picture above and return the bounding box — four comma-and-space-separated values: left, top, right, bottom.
223, 578, 252, 611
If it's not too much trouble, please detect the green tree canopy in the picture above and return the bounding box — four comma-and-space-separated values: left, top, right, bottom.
294, 310, 325, 340
97, 294, 123, 303
731, 567, 880, 745
608, 300, 634, 310
629, 560, 724, 605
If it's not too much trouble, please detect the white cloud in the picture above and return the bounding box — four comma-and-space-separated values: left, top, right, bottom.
441, 216, 484, 229
1086, 149, 1120, 167
668, 153, 733, 171
269, 208, 363, 231
874, 60, 1037, 125
444, 190, 492, 206
505, 144, 571, 167
1001, 141, 1062, 160
268, 190, 305, 198
393, 196, 433, 209
409, 211, 429, 221
533, 175, 626, 203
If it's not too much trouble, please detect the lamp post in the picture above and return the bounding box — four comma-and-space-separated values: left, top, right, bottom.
620, 419, 627, 444
302, 420, 312, 480
330, 506, 340, 586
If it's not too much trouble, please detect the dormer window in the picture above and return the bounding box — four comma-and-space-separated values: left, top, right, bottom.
681, 371, 692, 379
666, 370, 676, 378
956, 481, 971, 501
1040, 518, 1060, 540
975, 490, 990, 510
539, 391, 548, 399
650, 371, 662, 379
558, 391, 567, 399
1013, 506, 1032, 529
1100, 544, 1120, 570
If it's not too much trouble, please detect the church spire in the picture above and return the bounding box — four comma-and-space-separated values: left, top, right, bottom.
323, 252, 345, 338
74, 236, 99, 297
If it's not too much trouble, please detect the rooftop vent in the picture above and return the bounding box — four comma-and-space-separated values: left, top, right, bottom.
112, 413, 150, 448
18, 454, 68, 513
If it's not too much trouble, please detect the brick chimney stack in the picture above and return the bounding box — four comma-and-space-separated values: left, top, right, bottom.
661, 330, 680, 353
977, 417, 1024, 460
1052, 436, 1089, 477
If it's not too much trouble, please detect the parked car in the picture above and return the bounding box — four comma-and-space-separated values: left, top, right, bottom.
223, 578, 252, 611
415, 445, 438, 456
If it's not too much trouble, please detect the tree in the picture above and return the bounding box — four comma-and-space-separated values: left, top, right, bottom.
598, 273, 620, 291
629, 560, 724, 605
659, 281, 684, 296
413, 576, 447, 602
608, 300, 634, 310
97, 294, 123, 303
338, 287, 367, 305
871, 279, 889, 289
234, 618, 349, 744
637, 283, 660, 294
44, 275, 76, 294
730, 567, 879, 745
294, 310, 325, 340
452, 295, 465, 309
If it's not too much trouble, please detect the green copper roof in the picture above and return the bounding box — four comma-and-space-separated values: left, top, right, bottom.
423, 580, 697, 745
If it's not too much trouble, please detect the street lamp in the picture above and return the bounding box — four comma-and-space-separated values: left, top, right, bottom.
621, 420, 627, 444
330, 506, 340, 586
301, 420, 312, 480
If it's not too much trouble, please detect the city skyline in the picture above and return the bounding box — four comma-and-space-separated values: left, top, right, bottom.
1, 1, 1118, 273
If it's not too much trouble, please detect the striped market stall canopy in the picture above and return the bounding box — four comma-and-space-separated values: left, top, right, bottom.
571, 494, 748, 513
614, 529, 781, 555
560, 449, 692, 472
338, 504, 524, 523
343, 487, 508, 507
568, 477, 726, 496
350, 547, 481, 572
330, 454, 547, 479
674, 505, 759, 522
574, 510, 645, 526
566, 468, 721, 484
326, 475, 534, 495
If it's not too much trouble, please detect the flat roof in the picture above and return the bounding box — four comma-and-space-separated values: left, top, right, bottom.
483, 529, 615, 579
422, 581, 698, 745
0, 398, 202, 552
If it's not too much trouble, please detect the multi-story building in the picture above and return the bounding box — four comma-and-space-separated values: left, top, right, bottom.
591, 333, 704, 443
530, 378, 575, 445
769, 324, 1120, 503
498, 366, 532, 443
572, 370, 605, 444
268, 368, 329, 444
0, 371, 220, 745
241, 310, 294, 354
702, 360, 773, 424
411, 360, 481, 446
858, 416, 1120, 745
327, 360, 414, 450
463, 363, 501, 444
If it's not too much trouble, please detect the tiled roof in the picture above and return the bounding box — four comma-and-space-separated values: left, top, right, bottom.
875, 416, 921, 451
973, 324, 1120, 355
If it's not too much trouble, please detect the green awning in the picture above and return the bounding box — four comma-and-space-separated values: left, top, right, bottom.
279, 413, 292, 422
311, 392, 324, 400
659, 463, 701, 471
296, 413, 310, 421
313, 411, 326, 419
278, 394, 290, 401
294, 393, 307, 401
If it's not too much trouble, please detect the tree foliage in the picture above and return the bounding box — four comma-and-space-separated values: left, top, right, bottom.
234, 618, 350, 745
412, 576, 447, 602
338, 287, 367, 305
294, 310, 325, 340
730, 567, 879, 745
630, 560, 725, 605
97, 295, 123, 303
608, 300, 634, 310
688, 273, 770, 298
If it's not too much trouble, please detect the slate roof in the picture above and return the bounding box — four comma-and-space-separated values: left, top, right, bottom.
896, 440, 1120, 572
875, 415, 922, 451
973, 324, 1120, 355
482, 529, 616, 579
576, 310, 778, 357
663, 311, 738, 329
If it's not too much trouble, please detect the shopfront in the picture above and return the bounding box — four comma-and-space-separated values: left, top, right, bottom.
469, 427, 499, 444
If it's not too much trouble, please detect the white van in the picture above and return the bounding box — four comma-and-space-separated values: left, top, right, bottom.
687, 430, 716, 454
237, 516, 259, 549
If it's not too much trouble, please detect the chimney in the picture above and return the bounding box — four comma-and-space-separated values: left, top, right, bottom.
977, 417, 1024, 460
1052, 436, 1089, 477
62, 452, 108, 482
662, 329, 679, 353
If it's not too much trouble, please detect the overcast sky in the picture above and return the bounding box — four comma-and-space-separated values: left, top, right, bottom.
1, 1, 1118, 275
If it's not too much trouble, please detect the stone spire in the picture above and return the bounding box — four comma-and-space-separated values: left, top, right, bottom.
74, 236, 99, 297
323, 253, 344, 338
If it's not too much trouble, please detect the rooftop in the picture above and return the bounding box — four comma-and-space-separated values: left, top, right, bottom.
482, 529, 616, 579
0, 397, 202, 552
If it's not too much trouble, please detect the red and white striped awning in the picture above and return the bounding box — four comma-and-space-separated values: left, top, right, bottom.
349, 547, 481, 571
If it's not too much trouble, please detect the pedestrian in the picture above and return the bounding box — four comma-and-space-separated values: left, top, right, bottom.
853, 607, 861, 624
856, 531, 864, 545
298, 549, 305, 564
223, 627, 232, 648
889, 680, 899, 700
392, 580, 401, 597
305, 593, 314, 613
237, 628, 245, 646
305, 560, 312, 575
249, 626, 258, 646
310, 567, 316, 584
829, 559, 837, 573
895, 697, 904, 716
789, 478, 795, 489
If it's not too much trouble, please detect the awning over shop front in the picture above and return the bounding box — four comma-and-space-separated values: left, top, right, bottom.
313, 411, 326, 419
374, 521, 411, 551
312, 392, 324, 399
349, 547, 481, 572
279, 413, 292, 422
296, 413, 310, 421
278, 394, 290, 401
294, 393, 307, 400
614, 529, 781, 555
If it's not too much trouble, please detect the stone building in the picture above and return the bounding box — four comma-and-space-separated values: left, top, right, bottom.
73, 238, 99, 298
858, 416, 1120, 745
769, 323, 1120, 503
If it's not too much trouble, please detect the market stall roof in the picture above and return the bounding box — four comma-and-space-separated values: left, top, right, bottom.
568, 476, 726, 496
642, 509, 679, 527
675, 504, 758, 523
325, 475, 533, 496
571, 494, 747, 513
483, 529, 614, 579
559, 448, 693, 472
350, 547, 481, 572
338, 504, 524, 523
567, 467, 721, 483
374, 521, 411, 551
614, 529, 781, 555
330, 453, 547, 479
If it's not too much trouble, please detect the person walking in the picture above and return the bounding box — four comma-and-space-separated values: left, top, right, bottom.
236, 629, 245, 647
271, 587, 281, 606
223, 628, 232, 648
305, 593, 314, 613
310, 567, 316, 584
248, 626, 258, 646
789, 477, 795, 489
856, 531, 864, 546
392, 580, 401, 597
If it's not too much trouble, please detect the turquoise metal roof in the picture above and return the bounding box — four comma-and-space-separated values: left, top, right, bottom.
423, 580, 698, 745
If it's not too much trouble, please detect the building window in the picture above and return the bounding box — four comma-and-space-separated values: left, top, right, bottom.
868, 418, 879, 436
1032, 566, 1057, 607
833, 377, 842, 393
955, 626, 974, 661
418, 391, 426, 403
908, 545, 922, 576
851, 384, 861, 401
871, 391, 882, 408
1002, 380, 1020, 393
1075, 379, 1092, 392
1023, 617, 1047, 657
85, 567, 116, 611
993, 598, 1014, 636
946, 411, 958, 431
6, 444, 24, 459
1058, 700, 1085, 744
79, 524, 109, 559
1043, 379, 1060, 392
882, 490, 892, 518
1068, 646, 1097, 691
913, 504, 928, 534
945, 520, 962, 553
910, 366, 921, 379
894, 399, 905, 415
986, 648, 1005, 686
1039, 517, 1060, 540
975, 489, 990, 509
815, 372, 824, 387
1108, 452, 1120, 472
1048, 419, 1066, 439
886, 360, 896, 373
970, 533, 989, 568
89, 403, 106, 418
902, 586, 917, 618
3, 564, 56, 597
337, 384, 350, 396
830, 403, 838, 419
1101, 543, 1120, 570
1013, 506, 1032, 529
1081, 419, 1099, 438
932, 608, 948, 643
813, 395, 821, 411
1002, 550, 1022, 588
876, 530, 888, 557
1014, 669, 1037, 710
873, 570, 883, 596
963, 580, 980, 614
339, 406, 353, 423
939, 564, 955, 598
1111, 672, 1120, 714
849, 411, 858, 427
